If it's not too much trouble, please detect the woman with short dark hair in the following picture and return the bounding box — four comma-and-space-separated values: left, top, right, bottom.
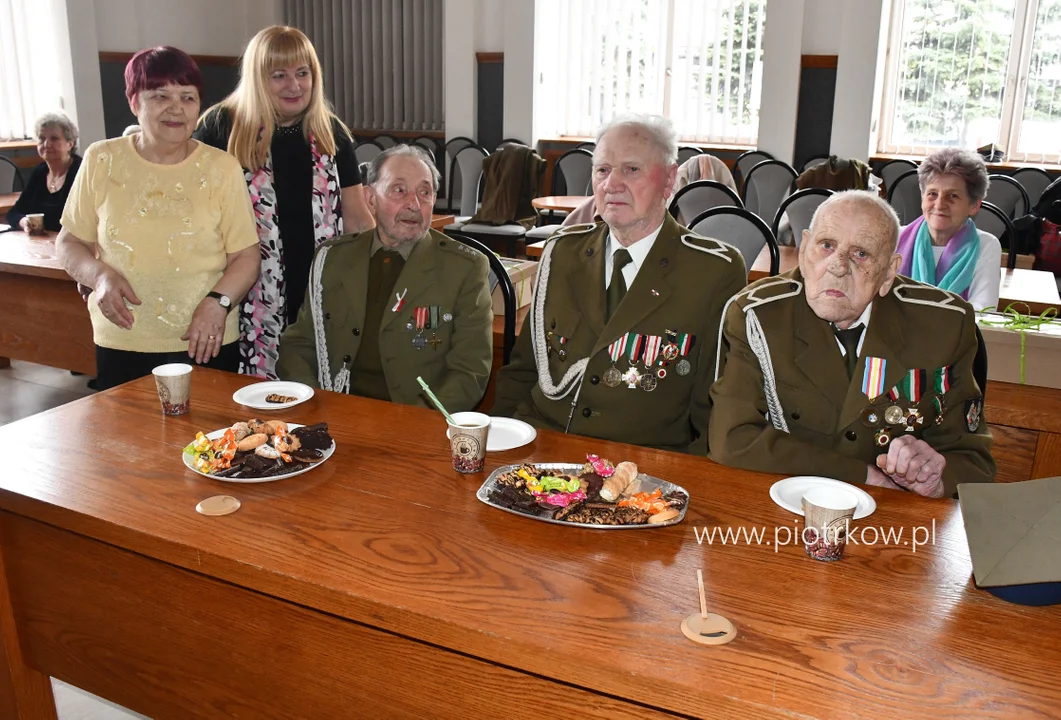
897, 147, 1002, 310
55, 46, 260, 390
7, 112, 82, 232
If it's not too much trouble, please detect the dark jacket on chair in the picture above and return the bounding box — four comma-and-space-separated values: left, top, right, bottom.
470, 145, 546, 229
796, 156, 871, 192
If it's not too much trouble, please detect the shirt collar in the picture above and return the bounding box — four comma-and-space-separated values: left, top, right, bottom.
606, 220, 665, 269
370, 231, 418, 260
835, 301, 873, 334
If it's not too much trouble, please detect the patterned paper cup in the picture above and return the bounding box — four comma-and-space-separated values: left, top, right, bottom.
801, 486, 858, 561
152, 363, 192, 416
446, 412, 490, 473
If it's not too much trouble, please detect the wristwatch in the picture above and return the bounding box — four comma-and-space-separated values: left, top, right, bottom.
206, 291, 233, 311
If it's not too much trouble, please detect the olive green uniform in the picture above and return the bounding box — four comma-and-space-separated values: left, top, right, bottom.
709, 269, 996, 496
493, 214, 747, 452
277, 229, 494, 412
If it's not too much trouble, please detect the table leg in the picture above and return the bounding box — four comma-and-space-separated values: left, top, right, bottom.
0, 539, 58, 719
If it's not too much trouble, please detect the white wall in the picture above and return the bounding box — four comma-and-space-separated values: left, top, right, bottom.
444, 0, 478, 141
830, 0, 886, 159
93, 0, 283, 54
757, 0, 806, 163
475, 0, 504, 51
502, 0, 535, 144
802, 0, 844, 55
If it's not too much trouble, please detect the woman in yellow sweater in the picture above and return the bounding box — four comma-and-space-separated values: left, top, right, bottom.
57, 47, 261, 391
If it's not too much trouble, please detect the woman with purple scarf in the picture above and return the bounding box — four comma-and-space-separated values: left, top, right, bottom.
896, 148, 1001, 311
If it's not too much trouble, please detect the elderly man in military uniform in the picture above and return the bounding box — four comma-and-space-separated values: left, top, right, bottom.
277, 145, 494, 411
710, 191, 995, 497
493, 115, 747, 452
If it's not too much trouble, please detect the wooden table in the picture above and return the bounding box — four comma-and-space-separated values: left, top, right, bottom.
431, 214, 455, 230
2, 369, 1060, 719
748, 244, 798, 281
531, 195, 588, 213
527, 239, 546, 258
998, 267, 1061, 315
0, 192, 19, 219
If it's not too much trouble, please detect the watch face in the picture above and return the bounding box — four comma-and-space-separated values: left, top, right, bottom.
219, 296, 231, 308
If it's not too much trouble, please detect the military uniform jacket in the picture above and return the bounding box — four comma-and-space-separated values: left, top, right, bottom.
276, 229, 494, 412
708, 269, 996, 496
493, 214, 747, 452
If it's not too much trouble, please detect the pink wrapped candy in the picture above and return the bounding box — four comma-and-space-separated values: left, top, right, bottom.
586, 453, 614, 478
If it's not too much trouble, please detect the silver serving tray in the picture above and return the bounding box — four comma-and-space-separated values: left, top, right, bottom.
476, 463, 690, 529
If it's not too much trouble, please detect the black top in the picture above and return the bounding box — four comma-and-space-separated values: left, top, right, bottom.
7, 155, 83, 232
194, 109, 361, 322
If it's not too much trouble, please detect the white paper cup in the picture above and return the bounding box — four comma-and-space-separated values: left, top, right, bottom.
801, 486, 859, 562
152, 363, 193, 416
446, 411, 491, 473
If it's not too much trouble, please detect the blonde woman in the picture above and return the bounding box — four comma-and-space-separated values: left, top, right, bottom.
196, 25, 374, 378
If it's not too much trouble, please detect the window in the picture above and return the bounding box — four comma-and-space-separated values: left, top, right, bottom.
536, 0, 766, 145
0, 0, 65, 140
878, 0, 1061, 163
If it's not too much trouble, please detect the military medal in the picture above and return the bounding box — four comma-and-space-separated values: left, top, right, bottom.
392, 287, 408, 313
861, 357, 887, 400
932, 366, 951, 424
932, 394, 946, 425
904, 408, 924, 432
640, 335, 662, 391
558, 336, 568, 361
674, 333, 693, 376
875, 427, 892, 447
623, 334, 644, 388
427, 306, 442, 350
412, 306, 428, 350
661, 330, 680, 361
884, 405, 905, 426
859, 407, 882, 428
603, 334, 627, 387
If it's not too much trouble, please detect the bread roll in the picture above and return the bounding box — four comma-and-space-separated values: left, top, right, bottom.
599, 462, 638, 502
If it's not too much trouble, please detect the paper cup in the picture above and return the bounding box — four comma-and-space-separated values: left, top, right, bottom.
446, 411, 490, 473
25, 213, 45, 235
801, 486, 858, 561
152, 363, 192, 416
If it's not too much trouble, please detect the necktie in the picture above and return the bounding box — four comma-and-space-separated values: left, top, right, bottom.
606, 249, 633, 321
835, 324, 864, 378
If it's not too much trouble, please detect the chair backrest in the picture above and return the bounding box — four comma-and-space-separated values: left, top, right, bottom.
800, 155, 830, 173
553, 148, 593, 195
411, 136, 437, 163
441, 136, 480, 209
450, 145, 488, 217
445, 230, 516, 365
375, 135, 398, 149
773, 188, 833, 247
975, 201, 1018, 265
668, 180, 742, 225
973, 324, 988, 400
575, 141, 596, 152
0, 156, 25, 193
880, 159, 918, 195
689, 206, 778, 278
985, 174, 1029, 219
354, 140, 384, 165
886, 169, 922, 225
742, 160, 797, 224
733, 149, 774, 190
676, 146, 702, 165
358, 161, 370, 181
1011, 167, 1053, 208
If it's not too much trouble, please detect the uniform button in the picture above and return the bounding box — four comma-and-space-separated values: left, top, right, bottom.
342, 354, 351, 363
440, 240, 447, 246
585, 248, 594, 257
590, 375, 600, 384
791, 411, 800, 420
660, 258, 668, 267
845, 430, 858, 441
582, 407, 592, 418
324, 312, 332, 320
352, 328, 360, 336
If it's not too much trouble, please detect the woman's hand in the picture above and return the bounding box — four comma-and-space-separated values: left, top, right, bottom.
18, 218, 29, 232
182, 298, 227, 364
95, 267, 141, 329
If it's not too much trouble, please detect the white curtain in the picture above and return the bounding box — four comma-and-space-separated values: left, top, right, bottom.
285, 0, 444, 132
0, 0, 64, 140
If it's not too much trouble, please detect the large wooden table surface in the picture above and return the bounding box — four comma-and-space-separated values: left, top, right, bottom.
531, 195, 588, 213
1, 369, 1059, 719
0, 192, 19, 219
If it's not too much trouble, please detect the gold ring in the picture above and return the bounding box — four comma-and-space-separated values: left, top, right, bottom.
208, 335, 216, 340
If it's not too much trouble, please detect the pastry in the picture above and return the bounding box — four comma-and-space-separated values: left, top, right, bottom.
266, 394, 298, 403
236, 433, 269, 451
599, 461, 638, 501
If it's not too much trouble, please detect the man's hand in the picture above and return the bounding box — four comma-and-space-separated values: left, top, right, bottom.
875, 435, 946, 498
866, 465, 903, 490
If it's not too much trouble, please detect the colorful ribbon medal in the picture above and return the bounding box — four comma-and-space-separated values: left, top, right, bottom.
392, 287, 408, 313
428, 306, 442, 350
932, 365, 951, 424
675, 333, 693, 376
412, 306, 428, 350
622, 334, 643, 388
862, 356, 887, 400
661, 330, 680, 361
640, 335, 662, 391
603, 334, 627, 387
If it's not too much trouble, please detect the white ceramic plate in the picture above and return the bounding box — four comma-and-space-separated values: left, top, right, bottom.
447, 417, 537, 452
770, 476, 876, 520
232, 381, 314, 410
182, 423, 335, 483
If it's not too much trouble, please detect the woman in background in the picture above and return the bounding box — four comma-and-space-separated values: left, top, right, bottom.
7, 112, 82, 232
57, 46, 260, 390
196, 25, 374, 378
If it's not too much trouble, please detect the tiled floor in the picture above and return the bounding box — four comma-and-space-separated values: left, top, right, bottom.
0, 361, 147, 719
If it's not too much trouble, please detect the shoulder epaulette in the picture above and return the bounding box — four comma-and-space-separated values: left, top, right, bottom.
549, 222, 601, 239
437, 235, 483, 261
733, 275, 803, 312
679, 232, 741, 263
892, 281, 967, 315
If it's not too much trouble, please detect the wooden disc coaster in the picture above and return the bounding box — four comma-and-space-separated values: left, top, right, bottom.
196, 495, 241, 517
681, 613, 737, 646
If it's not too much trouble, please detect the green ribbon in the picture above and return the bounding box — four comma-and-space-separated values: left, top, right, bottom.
977, 303, 1060, 384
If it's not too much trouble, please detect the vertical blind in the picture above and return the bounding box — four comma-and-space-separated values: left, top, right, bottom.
284, 0, 443, 132
0, 0, 64, 140
537, 0, 766, 145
